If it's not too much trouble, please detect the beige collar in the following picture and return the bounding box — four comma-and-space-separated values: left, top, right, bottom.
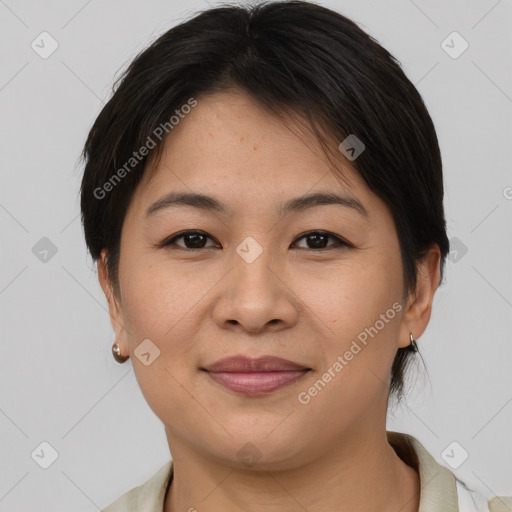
387, 431, 459, 512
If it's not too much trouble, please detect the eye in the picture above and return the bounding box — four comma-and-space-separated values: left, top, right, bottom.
158, 229, 352, 251
159, 230, 219, 250
291, 231, 351, 250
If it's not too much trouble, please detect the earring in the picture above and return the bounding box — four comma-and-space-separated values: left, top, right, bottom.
112, 341, 129, 363
408, 332, 419, 353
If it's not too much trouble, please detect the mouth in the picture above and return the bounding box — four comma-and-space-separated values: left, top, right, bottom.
201, 355, 312, 396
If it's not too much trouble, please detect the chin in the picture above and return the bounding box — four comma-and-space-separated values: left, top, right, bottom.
202, 429, 313, 472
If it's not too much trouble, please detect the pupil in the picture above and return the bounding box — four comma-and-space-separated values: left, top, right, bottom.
187, 233, 205, 248
309, 234, 327, 248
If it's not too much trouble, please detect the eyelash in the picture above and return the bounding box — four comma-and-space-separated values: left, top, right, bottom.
158, 230, 352, 251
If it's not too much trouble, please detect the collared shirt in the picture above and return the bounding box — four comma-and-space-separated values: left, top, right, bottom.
101, 431, 511, 512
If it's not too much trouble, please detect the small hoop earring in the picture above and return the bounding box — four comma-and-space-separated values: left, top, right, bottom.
112, 341, 129, 363
408, 332, 419, 353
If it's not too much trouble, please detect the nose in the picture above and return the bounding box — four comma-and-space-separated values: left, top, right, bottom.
212, 246, 299, 334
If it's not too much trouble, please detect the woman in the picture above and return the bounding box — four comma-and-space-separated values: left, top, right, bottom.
79, 1, 510, 511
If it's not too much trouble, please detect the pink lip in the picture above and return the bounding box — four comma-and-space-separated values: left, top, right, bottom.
202, 356, 311, 396
205, 370, 310, 396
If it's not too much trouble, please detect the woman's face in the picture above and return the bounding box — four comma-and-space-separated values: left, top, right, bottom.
102, 90, 430, 468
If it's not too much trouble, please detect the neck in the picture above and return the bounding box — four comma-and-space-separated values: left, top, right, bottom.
163, 427, 420, 512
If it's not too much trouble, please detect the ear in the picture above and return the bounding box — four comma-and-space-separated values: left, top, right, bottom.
98, 249, 129, 357
398, 244, 442, 349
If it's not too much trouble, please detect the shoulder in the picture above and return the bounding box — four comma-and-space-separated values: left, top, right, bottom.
101, 460, 173, 512
455, 481, 512, 512
387, 431, 511, 512
488, 496, 512, 512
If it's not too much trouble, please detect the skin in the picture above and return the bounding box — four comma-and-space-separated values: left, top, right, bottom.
99, 90, 441, 512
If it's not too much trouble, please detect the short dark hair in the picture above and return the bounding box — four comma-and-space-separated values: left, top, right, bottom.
80, 0, 449, 399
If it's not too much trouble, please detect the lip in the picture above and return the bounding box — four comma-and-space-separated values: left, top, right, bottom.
201, 356, 312, 396
203, 355, 310, 372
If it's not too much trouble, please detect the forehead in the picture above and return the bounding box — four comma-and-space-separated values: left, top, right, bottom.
131, 91, 373, 217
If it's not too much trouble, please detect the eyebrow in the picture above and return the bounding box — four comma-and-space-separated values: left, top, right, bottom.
144, 191, 368, 219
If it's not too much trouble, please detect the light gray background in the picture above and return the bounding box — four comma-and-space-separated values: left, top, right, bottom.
1, 0, 511, 510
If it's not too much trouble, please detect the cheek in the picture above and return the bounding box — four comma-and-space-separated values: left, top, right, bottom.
117, 256, 206, 425
311, 251, 403, 388
119, 252, 208, 342
312, 254, 402, 334
296, 279, 402, 430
